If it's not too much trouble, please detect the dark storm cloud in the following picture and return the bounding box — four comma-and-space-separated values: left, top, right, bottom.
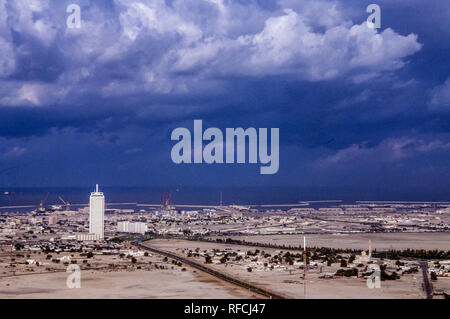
0, 0, 448, 192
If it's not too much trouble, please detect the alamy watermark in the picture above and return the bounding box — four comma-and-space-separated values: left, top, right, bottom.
366, 264, 381, 289
170, 120, 279, 175
66, 264, 81, 289
366, 4, 381, 29
64, 3, 379, 30
66, 4, 82, 29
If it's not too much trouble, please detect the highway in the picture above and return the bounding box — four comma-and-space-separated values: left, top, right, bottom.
132, 241, 288, 299
419, 261, 433, 299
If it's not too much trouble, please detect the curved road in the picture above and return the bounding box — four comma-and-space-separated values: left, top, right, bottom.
419, 261, 433, 299
132, 241, 287, 299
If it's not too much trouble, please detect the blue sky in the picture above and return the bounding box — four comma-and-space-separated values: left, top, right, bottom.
0, 0, 448, 198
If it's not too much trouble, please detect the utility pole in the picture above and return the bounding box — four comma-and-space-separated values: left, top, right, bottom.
303, 236, 307, 298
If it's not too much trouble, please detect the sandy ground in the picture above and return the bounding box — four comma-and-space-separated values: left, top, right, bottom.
432, 277, 450, 298
223, 232, 450, 250
2, 233, 446, 299
0, 248, 256, 299
0, 268, 255, 299
148, 239, 427, 299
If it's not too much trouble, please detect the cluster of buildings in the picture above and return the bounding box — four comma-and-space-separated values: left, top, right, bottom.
117, 221, 148, 234
429, 260, 450, 277
0, 185, 107, 242
1, 188, 449, 247
178, 243, 450, 282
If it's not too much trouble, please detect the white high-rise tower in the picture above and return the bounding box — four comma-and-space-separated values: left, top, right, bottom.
89, 184, 105, 239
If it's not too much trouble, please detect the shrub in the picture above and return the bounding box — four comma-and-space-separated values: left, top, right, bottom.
430, 272, 438, 281
335, 268, 358, 277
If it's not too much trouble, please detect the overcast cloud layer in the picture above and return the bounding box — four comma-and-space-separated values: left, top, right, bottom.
0, 0, 448, 198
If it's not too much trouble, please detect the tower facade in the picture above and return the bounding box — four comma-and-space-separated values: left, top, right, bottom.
89, 184, 105, 239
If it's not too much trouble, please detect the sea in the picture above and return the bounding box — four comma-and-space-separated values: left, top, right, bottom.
0, 186, 447, 213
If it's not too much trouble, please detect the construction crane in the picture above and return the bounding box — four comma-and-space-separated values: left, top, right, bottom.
161, 192, 174, 210
58, 196, 71, 211
38, 193, 49, 213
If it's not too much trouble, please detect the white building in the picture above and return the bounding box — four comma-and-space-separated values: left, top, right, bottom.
77, 233, 101, 241
120, 249, 145, 257
117, 221, 148, 234
48, 215, 59, 226
89, 184, 105, 239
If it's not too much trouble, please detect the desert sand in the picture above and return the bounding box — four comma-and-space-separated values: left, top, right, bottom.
0, 247, 256, 299
223, 232, 450, 250
148, 239, 428, 299
0, 268, 255, 299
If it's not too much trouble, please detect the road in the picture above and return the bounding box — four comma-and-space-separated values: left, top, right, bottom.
419, 261, 433, 299
132, 240, 288, 299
